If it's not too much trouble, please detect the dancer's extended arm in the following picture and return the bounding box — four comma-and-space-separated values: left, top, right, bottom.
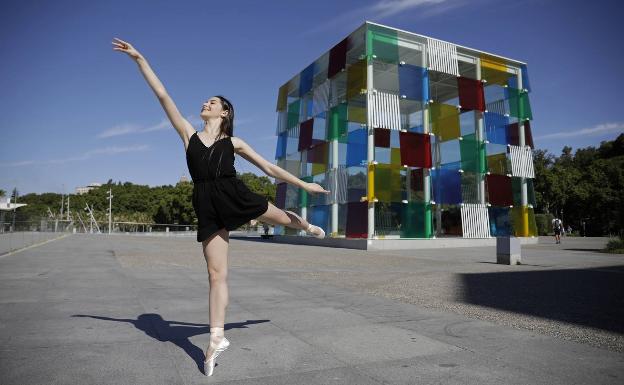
231, 137, 329, 194
112, 37, 195, 146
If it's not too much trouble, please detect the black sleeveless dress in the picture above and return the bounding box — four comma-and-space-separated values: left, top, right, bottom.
186, 131, 269, 242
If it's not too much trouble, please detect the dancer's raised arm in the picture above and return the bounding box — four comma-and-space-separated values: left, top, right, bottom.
112, 37, 194, 146
231, 137, 329, 194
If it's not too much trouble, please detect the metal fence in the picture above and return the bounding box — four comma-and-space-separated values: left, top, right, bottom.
0, 218, 274, 255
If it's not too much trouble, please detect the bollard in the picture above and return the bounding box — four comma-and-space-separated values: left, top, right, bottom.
497, 236, 521, 265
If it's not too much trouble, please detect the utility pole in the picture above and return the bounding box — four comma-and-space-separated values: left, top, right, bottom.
107, 188, 113, 234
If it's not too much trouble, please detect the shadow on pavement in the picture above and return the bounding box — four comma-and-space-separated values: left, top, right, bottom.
72, 314, 269, 373
458, 265, 624, 333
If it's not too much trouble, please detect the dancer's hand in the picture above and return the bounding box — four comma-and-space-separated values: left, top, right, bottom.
112, 37, 142, 60
304, 182, 330, 195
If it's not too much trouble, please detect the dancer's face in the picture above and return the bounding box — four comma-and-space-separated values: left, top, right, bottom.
200, 97, 229, 121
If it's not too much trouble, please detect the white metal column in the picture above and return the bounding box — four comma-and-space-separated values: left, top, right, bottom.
517, 67, 528, 207
367, 58, 375, 239
475, 58, 486, 204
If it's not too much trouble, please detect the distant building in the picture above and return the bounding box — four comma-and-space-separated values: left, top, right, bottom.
179, 175, 190, 183
76, 182, 102, 195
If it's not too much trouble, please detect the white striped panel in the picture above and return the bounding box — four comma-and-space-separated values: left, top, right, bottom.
461, 204, 490, 238
335, 165, 348, 204
426, 38, 459, 76
367, 91, 401, 130
312, 79, 330, 117
288, 124, 300, 138
275, 110, 288, 135
485, 99, 507, 115
509, 145, 534, 178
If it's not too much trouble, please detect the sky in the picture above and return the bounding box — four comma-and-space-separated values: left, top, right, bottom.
1, 0, 623, 195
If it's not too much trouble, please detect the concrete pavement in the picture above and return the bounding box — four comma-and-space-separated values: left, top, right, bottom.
0, 234, 622, 384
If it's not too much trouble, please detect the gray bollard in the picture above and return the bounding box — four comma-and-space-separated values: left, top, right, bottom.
497, 236, 521, 265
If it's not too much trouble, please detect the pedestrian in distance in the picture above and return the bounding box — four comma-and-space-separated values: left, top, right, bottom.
112, 37, 329, 377
552, 217, 563, 244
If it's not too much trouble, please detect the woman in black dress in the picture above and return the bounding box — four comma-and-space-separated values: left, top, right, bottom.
113, 38, 328, 376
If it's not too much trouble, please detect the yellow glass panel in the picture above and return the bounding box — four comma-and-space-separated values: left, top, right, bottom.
487, 153, 508, 175
374, 163, 402, 202
347, 59, 367, 100
511, 206, 529, 237
391, 148, 402, 166
367, 163, 375, 201
348, 104, 367, 124
430, 103, 460, 142
312, 163, 327, 175
480, 55, 510, 86
277, 82, 288, 111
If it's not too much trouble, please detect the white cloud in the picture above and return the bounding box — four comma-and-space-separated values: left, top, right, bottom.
535, 122, 624, 140
98, 115, 252, 138
371, 0, 447, 18
301, 0, 459, 36
97, 119, 171, 138
0, 145, 150, 167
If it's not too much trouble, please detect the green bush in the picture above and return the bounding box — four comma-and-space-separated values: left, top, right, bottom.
604, 236, 624, 254
534, 213, 555, 235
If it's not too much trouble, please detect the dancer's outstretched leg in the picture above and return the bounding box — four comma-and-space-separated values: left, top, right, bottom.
258, 202, 324, 238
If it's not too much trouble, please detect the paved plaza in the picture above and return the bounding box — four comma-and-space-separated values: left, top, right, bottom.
0, 234, 622, 384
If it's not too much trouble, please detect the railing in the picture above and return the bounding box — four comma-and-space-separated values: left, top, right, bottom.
0, 218, 275, 255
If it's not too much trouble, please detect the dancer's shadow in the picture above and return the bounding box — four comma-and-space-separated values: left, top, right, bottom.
72, 313, 269, 373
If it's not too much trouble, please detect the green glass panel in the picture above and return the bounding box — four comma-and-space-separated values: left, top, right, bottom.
508, 88, 533, 121
328, 103, 348, 142
528, 207, 538, 236
287, 100, 300, 129
459, 134, 486, 173
367, 25, 399, 63
401, 201, 432, 238
527, 178, 536, 206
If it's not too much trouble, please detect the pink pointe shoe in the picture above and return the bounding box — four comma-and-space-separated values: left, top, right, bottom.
306, 223, 325, 239
204, 337, 230, 376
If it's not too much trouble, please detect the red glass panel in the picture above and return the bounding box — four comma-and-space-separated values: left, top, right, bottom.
486, 174, 513, 206
298, 118, 314, 151
399, 131, 432, 168
276, 182, 287, 209
458, 77, 485, 112
328, 37, 348, 79
346, 201, 368, 238
375, 128, 390, 147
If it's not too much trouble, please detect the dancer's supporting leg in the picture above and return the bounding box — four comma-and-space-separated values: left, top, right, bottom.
202, 229, 229, 359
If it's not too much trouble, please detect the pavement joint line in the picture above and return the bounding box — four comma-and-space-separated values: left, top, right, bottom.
0, 233, 71, 259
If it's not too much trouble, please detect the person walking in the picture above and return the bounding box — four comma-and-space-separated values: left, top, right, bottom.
112, 38, 328, 376
552, 217, 563, 244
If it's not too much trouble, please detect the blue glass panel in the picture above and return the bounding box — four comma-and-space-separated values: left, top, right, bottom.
346, 128, 368, 167
299, 63, 314, 97
484, 112, 510, 145
398, 64, 428, 101
275, 131, 287, 159
489, 206, 512, 236
520, 64, 531, 92
309, 205, 330, 235
431, 168, 461, 204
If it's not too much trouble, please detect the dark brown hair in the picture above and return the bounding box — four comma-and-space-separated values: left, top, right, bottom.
215, 95, 234, 139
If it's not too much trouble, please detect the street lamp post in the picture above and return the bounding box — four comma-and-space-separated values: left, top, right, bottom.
107, 188, 113, 234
